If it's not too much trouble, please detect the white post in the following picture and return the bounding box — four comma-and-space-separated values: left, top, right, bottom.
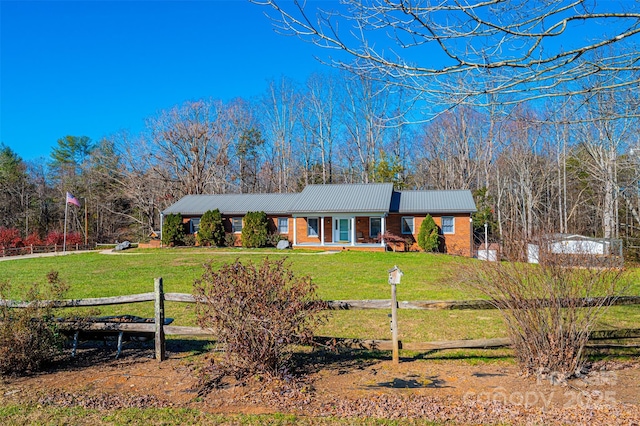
351, 217, 356, 246
388, 266, 403, 365
293, 216, 297, 246
380, 216, 386, 248
391, 282, 399, 363
484, 222, 488, 260
320, 216, 325, 246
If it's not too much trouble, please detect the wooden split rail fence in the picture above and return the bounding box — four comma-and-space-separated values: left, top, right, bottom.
0, 244, 94, 257
2, 277, 639, 361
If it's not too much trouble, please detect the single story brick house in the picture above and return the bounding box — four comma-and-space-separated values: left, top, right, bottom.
161, 183, 477, 256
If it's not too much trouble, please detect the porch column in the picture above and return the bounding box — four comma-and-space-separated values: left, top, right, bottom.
293, 216, 297, 246
351, 217, 356, 246
381, 215, 386, 248
321, 216, 325, 246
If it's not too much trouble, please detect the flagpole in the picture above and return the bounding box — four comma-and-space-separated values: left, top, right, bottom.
63, 196, 68, 253
84, 197, 88, 246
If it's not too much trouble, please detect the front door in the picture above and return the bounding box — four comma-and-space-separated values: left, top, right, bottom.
334, 218, 351, 242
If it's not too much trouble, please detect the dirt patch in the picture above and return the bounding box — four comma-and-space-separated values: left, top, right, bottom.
1, 340, 639, 425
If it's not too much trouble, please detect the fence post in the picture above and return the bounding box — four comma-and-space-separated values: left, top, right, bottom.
154, 277, 166, 361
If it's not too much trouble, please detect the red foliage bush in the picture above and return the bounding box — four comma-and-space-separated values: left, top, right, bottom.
0, 227, 22, 248
66, 232, 83, 245
45, 231, 82, 246
45, 232, 64, 245
23, 232, 44, 247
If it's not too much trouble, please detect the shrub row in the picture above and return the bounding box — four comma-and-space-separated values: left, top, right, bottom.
162, 212, 288, 249
0, 227, 83, 248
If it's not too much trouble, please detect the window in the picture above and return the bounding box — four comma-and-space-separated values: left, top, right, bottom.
370, 217, 381, 238
442, 216, 455, 234
307, 217, 319, 237
278, 217, 289, 234
232, 217, 243, 233
401, 216, 414, 234
190, 218, 200, 234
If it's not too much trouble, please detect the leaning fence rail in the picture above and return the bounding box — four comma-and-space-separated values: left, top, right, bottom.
2, 278, 639, 361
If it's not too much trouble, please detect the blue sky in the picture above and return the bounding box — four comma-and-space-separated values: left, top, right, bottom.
1, 0, 334, 162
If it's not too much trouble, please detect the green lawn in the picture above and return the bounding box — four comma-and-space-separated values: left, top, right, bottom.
0, 249, 474, 300
0, 249, 638, 424
0, 248, 638, 342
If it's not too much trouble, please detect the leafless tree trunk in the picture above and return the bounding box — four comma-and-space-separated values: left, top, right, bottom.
262, 78, 302, 192
304, 73, 339, 184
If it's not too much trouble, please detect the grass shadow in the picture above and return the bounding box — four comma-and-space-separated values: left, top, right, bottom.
292, 348, 390, 376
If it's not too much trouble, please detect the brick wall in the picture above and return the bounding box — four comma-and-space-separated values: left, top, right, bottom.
178, 212, 472, 255
386, 213, 472, 256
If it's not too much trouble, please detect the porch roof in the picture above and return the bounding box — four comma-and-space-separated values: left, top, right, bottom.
289, 183, 394, 214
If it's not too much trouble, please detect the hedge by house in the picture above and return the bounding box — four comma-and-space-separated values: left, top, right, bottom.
241, 211, 268, 248
418, 214, 439, 252
162, 213, 185, 246
197, 209, 225, 247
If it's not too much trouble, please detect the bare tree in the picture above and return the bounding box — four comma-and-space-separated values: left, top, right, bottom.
340, 73, 411, 183
147, 100, 234, 196
415, 106, 484, 190
105, 132, 170, 240
255, 0, 640, 106
304, 72, 339, 184
570, 89, 639, 239
261, 77, 303, 192
0, 145, 33, 231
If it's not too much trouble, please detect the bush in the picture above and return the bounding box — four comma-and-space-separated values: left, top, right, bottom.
461, 242, 627, 383
193, 258, 326, 382
224, 233, 236, 247
241, 211, 268, 248
0, 227, 22, 248
23, 232, 43, 246
197, 209, 225, 247
162, 213, 185, 246
0, 271, 69, 376
266, 233, 288, 247
417, 215, 439, 252
183, 234, 196, 246
45, 231, 82, 246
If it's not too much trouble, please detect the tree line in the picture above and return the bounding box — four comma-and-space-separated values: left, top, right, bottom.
2, 71, 639, 256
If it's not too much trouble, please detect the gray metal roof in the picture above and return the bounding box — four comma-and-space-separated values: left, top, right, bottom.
396, 190, 477, 214
162, 186, 477, 217
288, 183, 394, 213
162, 193, 299, 216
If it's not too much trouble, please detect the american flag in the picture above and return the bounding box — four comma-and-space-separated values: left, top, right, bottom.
66, 192, 81, 207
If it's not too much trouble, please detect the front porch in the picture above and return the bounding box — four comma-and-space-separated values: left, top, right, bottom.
292, 214, 387, 250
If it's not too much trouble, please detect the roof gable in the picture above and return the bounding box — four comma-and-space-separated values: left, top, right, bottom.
289, 183, 394, 213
